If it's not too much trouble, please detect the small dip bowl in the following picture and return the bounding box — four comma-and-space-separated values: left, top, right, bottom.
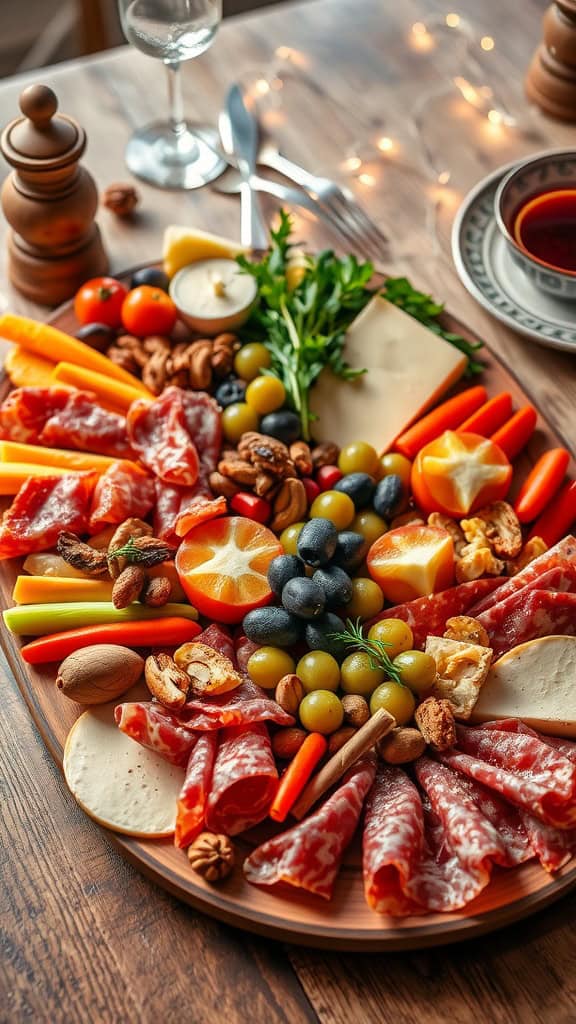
495, 149, 576, 299
170, 257, 258, 335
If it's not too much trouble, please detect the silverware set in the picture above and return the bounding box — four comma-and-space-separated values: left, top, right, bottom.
213, 84, 389, 260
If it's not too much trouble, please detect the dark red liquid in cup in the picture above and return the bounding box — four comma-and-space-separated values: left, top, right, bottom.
515, 190, 576, 273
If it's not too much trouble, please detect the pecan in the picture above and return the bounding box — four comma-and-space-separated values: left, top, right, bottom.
328, 727, 357, 756
341, 694, 370, 728
116, 334, 148, 368
102, 182, 140, 217
142, 348, 170, 394
57, 532, 109, 577
275, 674, 304, 715
311, 441, 340, 468
209, 471, 242, 498
444, 615, 490, 647
145, 652, 190, 709
272, 728, 308, 759
107, 345, 139, 374
218, 457, 259, 486
455, 546, 504, 583
174, 641, 242, 696
238, 432, 293, 477
472, 501, 523, 559
211, 333, 240, 377
187, 832, 235, 882
290, 441, 313, 476
414, 697, 456, 751
141, 575, 172, 607
427, 512, 466, 556
187, 339, 213, 390
112, 565, 146, 608
143, 335, 171, 356
377, 727, 426, 764
167, 342, 191, 375
270, 478, 308, 532
107, 518, 153, 577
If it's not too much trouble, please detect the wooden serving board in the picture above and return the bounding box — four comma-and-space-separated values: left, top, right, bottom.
3, 273, 576, 952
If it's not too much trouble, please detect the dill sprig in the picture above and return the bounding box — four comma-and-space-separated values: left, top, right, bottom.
328, 618, 402, 684
107, 537, 146, 564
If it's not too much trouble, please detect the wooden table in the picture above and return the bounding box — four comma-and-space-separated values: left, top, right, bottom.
2, 0, 576, 1020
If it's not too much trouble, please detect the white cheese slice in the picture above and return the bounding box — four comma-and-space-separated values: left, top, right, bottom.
470, 636, 576, 737
310, 296, 467, 450
64, 701, 184, 837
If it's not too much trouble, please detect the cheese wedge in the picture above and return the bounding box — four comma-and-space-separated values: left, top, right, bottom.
310, 296, 467, 451
63, 701, 184, 837
163, 225, 247, 278
471, 636, 576, 737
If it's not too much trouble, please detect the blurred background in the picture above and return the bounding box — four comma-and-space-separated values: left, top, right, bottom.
0, 0, 284, 77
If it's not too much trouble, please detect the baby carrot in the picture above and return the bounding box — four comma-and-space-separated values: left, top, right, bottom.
20, 617, 202, 664
528, 479, 576, 547
458, 391, 513, 436
514, 447, 570, 523
393, 386, 487, 459
490, 405, 537, 460
269, 733, 328, 822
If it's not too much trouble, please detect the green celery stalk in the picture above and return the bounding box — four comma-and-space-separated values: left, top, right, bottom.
3, 601, 198, 637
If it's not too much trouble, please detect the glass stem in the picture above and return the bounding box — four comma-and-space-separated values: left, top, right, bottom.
166, 61, 186, 138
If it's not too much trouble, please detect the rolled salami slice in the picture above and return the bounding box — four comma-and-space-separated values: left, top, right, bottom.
478, 586, 576, 657
174, 731, 218, 849
114, 702, 197, 767
245, 755, 376, 900
469, 535, 576, 616
205, 722, 278, 836
363, 766, 425, 916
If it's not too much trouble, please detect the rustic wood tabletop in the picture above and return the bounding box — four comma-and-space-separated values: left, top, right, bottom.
2, 0, 576, 1020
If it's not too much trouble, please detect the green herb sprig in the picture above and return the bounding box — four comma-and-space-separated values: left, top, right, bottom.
329, 617, 402, 684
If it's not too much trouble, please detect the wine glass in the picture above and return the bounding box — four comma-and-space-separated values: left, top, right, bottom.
118, 0, 226, 189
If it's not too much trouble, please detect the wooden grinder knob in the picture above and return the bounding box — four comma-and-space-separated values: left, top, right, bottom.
20, 83, 58, 123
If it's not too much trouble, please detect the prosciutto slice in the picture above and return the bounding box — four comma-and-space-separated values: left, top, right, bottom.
0, 472, 97, 560
245, 755, 376, 900
115, 702, 197, 767
469, 535, 576, 615
88, 461, 155, 533
128, 388, 200, 486
174, 731, 218, 849
205, 722, 278, 835
41, 391, 134, 459
0, 386, 71, 443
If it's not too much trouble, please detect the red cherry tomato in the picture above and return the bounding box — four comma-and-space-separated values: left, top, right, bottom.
230, 492, 271, 524
121, 285, 178, 337
74, 277, 128, 328
316, 465, 343, 491
302, 478, 321, 505
411, 430, 513, 518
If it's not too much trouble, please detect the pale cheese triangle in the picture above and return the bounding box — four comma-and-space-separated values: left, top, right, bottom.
163, 225, 247, 278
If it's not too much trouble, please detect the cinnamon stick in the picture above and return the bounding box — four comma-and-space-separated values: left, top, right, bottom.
290, 707, 395, 820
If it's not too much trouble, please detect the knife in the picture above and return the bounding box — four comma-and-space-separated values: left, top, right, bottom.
219, 85, 269, 251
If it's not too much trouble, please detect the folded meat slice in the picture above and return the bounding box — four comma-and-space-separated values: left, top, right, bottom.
205, 722, 278, 836
128, 388, 200, 486
477, 568, 576, 657
0, 472, 98, 560
469, 535, 576, 616
174, 731, 218, 849
363, 766, 425, 916
245, 755, 376, 900
88, 460, 155, 533
114, 702, 197, 767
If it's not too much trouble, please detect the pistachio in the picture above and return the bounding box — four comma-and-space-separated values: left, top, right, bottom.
56, 645, 144, 704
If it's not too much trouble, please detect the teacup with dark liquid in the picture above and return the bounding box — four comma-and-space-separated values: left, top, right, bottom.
514, 189, 576, 275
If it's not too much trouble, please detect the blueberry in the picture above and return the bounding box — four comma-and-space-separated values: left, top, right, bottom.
267, 554, 306, 597
259, 410, 301, 444
305, 613, 347, 660
282, 577, 326, 620
297, 518, 338, 567
312, 565, 353, 610
242, 606, 302, 647
334, 472, 375, 510
130, 266, 170, 291
373, 475, 403, 518
331, 531, 368, 572
214, 377, 246, 408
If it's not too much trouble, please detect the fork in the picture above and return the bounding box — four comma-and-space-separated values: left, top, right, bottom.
258, 140, 390, 263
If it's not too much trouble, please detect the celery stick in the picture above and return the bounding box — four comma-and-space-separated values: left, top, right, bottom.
3, 601, 198, 636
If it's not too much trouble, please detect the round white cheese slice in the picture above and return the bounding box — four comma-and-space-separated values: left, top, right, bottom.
63, 703, 184, 837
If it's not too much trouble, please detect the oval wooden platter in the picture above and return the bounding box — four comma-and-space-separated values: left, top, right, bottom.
2, 269, 576, 952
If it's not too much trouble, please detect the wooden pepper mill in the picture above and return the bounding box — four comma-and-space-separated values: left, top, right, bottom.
525, 0, 576, 121
0, 83, 108, 305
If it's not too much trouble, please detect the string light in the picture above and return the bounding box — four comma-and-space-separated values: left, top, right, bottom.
358, 172, 376, 187
480, 35, 495, 51
445, 12, 460, 27
376, 135, 395, 153
343, 156, 362, 171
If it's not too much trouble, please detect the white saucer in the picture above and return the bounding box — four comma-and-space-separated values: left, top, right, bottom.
452, 164, 576, 353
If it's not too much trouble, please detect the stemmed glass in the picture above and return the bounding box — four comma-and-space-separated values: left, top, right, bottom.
118, 0, 226, 189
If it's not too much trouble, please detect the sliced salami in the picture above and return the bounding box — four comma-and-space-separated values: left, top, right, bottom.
180, 390, 222, 476
0, 386, 71, 443
367, 578, 506, 650
363, 766, 425, 916
153, 478, 226, 544
174, 731, 218, 849
478, 586, 576, 657
181, 679, 294, 731
127, 388, 200, 486
0, 472, 97, 560
519, 810, 576, 872
469, 535, 576, 616
204, 722, 278, 836
154, 480, 184, 542
114, 702, 197, 766
245, 755, 376, 900
88, 461, 155, 533
40, 391, 134, 459
194, 623, 235, 662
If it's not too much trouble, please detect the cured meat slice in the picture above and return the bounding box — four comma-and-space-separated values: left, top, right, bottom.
0, 472, 97, 560
0, 386, 71, 443
181, 678, 294, 730
478, 586, 576, 657
363, 766, 425, 916
519, 810, 576, 872
204, 722, 278, 836
180, 391, 222, 476
194, 623, 235, 662
114, 702, 197, 767
174, 731, 218, 849
367, 578, 506, 650
469, 535, 576, 616
127, 387, 200, 486
154, 480, 183, 542
88, 461, 155, 533
245, 755, 376, 900
153, 479, 225, 544
174, 492, 227, 539
235, 634, 260, 674
40, 391, 134, 459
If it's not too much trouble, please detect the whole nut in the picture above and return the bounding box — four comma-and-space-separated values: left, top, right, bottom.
272, 728, 308, 759
187, 832, 235, 882
377, 727, 426, 765
112, 565, 146, 608
209, 471, 242, 499
328, 726, 357, 756
102, 182, 139, 217
311, 441, 340, 468
56, 645, 144, 704
141, 574, 172, 607
145, 652, 190, 709
270, 478, 308, 532
290, 441, 313, 476
341, 694, 370, 728
275, 674, 304, 716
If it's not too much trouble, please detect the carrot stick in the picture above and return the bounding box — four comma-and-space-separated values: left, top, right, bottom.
20, 618, 202, 664
269, 733, 328, 822
490, 405, 537, 460
514, 447, 570, 523
528, 479, 576, 546
12, 576, 114, 605
458, 391, 513, 436
0, 440, 121, 472
5, 345, 55, 388
0, 462, 72, 494
51, 361, 151, 411
393, 386, 487, 459
0, 313, 151, 393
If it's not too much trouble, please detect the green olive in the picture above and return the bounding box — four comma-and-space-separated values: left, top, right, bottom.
340, 652, 385, 696
246, 646, 296, 689
221, 402, 259, 443
296, 651, 340, 692
393, 650, 437, 694
377, 452, 412, 489
299, 690, 344, 734
280, 521, 306, 555
369, 681, 415, 725
310, 490, 355, 530
367, 618, 414, 658
351, 510, 387, 545
234, 342, 271, 381
245, 375, 286, 414
345, 578, 384, 621
338, 441, 379, 476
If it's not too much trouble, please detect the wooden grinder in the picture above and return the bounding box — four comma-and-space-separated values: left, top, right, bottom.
0, 84, 108, 305
526, 0, 576, 121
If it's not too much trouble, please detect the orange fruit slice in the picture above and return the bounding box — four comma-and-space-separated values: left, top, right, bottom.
367, 524, 455, 604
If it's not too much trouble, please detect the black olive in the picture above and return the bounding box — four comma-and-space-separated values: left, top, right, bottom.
259, 410, 301, 444
214, 377, 246, 409
334, 472, 375, 509
267, 554, 306, 597
373, 475, 403, 518
331, 531, 368, 572
305, 613, 347, 660
297, 518, 338, 567
312, 565, 353, 610
130, 267, 170, 292
282, 577, 325, 620
242, 607, 302, 647
76, 322, 116, 352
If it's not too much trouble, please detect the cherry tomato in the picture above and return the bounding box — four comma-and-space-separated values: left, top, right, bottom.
411, 430, 512, 518
74, 277, 128, 328
230, 492, 271, 524
121, 285, 178, 337
316, 465, 343, 491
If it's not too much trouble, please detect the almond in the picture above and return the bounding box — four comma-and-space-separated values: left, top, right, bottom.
341, 694, 370, 728
272, 728, 307, 759
275, 674, 304, 716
